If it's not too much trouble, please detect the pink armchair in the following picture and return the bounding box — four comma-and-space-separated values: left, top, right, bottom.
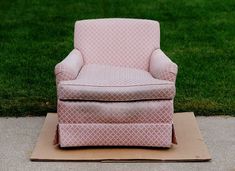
54, 19, 178, 148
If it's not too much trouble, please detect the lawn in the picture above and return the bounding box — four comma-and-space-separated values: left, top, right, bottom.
0, 0, 234, 117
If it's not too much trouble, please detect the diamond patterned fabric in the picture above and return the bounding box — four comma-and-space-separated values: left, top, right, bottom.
54, 49, 84, 84
74, 19, 160, 70
59, 123, 172, 147
54, 19, 178, 148
149, 49, 178, 82
58, 100, 173, 124
58, 64, 175, 101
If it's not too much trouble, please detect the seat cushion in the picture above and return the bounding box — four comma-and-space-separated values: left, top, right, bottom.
58, 64, 175, 101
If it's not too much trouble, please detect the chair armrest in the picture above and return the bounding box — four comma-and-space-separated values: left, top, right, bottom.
149, 49, 178, 82
55, 49, 84, 84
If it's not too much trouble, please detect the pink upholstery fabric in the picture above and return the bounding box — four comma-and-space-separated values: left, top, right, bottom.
58, 64, 175, 101
59, 123, 172, 147
74, 19, 160, 70
58, 100, 173, 124
55, 49, 84, 84
54, 19, 178, 148
149, 49, 178, 82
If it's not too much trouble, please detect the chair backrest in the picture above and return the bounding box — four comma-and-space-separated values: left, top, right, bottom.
74, 19, 160, 71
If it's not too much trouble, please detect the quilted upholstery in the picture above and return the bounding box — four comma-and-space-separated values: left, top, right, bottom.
59, 123, 172, 147
74, 19, 160, 70
149, 49, 178, 82
58, 100, 173, 124
58, 64, 175, 101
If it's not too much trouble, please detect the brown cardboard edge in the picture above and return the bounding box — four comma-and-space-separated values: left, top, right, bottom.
30, 112, 211, 162
30, 159, 211, 162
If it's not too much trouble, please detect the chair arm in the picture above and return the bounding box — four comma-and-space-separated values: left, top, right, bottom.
149, 49, 178, 82
55, 49, 84, 84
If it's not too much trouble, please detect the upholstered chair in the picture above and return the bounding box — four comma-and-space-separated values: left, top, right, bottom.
54, 19, 178, 148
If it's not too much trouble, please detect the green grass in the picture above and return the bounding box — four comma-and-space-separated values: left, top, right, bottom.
0, 0, 234, 116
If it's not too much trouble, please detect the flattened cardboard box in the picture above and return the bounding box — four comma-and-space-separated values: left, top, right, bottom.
30, 112, 211, 162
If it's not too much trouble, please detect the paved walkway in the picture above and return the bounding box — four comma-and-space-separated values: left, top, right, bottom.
0, 116, 235, 171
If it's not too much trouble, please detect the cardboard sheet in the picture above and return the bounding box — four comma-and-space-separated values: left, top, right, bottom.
30, 112, 211, 162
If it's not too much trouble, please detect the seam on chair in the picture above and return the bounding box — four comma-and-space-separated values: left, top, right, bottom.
168, 71, 177, 75
59, 98, 174, 102
58, 123, 173, 126
59, 83, 174, 88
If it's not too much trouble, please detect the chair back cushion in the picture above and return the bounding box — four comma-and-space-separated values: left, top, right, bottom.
74, 19, 160, 70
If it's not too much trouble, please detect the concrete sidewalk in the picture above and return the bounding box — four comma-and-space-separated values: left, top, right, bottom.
0, 115, 235, 171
